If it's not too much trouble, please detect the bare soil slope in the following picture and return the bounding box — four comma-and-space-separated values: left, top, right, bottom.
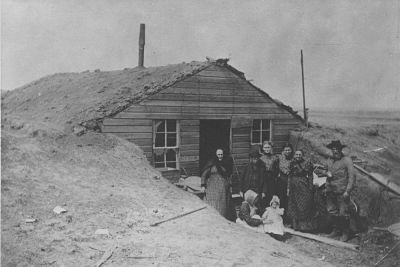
1, 118, 326, 266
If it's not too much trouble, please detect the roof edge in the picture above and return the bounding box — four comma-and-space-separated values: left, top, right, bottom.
219, 61, 305, 123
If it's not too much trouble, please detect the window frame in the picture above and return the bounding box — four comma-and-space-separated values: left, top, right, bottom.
250, 119, 272, 145
152, 119, 180, 170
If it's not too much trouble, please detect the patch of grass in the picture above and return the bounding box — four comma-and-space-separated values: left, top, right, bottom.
361, 127, 380, 137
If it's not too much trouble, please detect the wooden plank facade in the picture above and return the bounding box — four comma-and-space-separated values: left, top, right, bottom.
101, 63, 302, 180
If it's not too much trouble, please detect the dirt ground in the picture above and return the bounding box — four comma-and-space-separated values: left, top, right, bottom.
2, 118, 331, 267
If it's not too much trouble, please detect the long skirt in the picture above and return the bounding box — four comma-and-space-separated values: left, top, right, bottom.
205, 174, 230, 217
276, 173, 289, 222
236, 215, 264, 233
287, 176, 315, 231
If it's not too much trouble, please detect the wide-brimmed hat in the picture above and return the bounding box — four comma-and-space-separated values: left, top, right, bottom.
326, 140, 347, 149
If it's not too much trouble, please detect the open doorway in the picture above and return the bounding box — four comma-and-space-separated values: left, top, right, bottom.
199, 120, 231, 171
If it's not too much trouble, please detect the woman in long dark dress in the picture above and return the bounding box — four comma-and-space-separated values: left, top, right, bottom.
259, 141, 278, 209
276, 143, 294, 223
287, 149, 315, 231
201, 149, 231, 218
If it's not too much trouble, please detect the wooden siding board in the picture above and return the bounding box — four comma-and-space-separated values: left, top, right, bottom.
140, 100, 279, 109
232, 148, 251, 155
180, 120, 200, 126
181, 125, 200, 132
148, 94, 238, 102
112, 132, 152, 139
102, 125, 152, 133
155, 87, 260, 97
103, 118, 153, 126
232, 142, 251, 149
116, 113, 296, 120
174, 82, 239, 90
232, 136, 250, 143
181, 131, 200, 138
180, 144, 199, 150
180, 150, 199, 157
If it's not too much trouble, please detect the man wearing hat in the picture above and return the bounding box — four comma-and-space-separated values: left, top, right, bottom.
239, 150, 266, 206
325, 140, 356, 242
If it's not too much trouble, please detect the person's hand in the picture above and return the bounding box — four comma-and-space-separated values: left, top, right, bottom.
263, 219, 273, 224
326, 171, 332, 178
239, 191, 243, 198
201, 186, 206, 193
262, 193, 266, 199
343, 191, 350, 202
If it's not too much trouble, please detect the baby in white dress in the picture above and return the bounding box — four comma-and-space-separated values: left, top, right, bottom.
262, 195, 284, 236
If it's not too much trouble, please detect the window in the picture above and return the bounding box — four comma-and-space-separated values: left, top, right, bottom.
251, 119, 271, 144
153, 120, 179, 169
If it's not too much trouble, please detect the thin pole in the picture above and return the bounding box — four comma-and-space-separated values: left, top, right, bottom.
150, 206, 207, 227
301, 50, 308, 127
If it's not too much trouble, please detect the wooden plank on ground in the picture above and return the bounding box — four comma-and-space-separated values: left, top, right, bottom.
284, 228, 359, 251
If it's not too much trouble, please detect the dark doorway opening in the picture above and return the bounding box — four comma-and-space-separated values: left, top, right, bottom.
199, 120, 231, 171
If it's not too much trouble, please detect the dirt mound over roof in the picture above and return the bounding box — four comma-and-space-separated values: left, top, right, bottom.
2, 58, 303, 133
1, 61, 209, 130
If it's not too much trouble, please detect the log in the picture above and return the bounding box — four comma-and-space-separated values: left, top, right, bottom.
353, 164, 400, 195
96, 243, 118, 267
374, 240, 400, 266
150, 206, 207, 227
284, 228, 359, 251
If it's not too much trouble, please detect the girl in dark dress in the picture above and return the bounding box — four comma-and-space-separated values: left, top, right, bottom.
276, 143, 293, 223
259, 141, 278, 210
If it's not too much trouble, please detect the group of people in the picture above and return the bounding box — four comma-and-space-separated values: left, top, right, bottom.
200, 140, 357, 242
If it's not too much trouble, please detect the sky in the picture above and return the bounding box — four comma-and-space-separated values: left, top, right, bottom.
2, 0, 400, 111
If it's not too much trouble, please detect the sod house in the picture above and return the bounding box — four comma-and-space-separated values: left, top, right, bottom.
100, 58, 304, 180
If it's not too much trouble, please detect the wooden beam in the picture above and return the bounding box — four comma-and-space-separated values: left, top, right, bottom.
284, 228, 359, 251
354, 164, 400, 195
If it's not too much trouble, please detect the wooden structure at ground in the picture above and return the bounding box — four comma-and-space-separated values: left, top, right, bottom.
101, 59, 304, 182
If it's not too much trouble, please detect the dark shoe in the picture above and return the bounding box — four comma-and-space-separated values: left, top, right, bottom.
326, 229, 341, 238
339, 232, 349, 242
292, 219, 298, 231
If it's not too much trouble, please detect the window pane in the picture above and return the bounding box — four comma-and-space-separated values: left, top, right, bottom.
252, 119, 260, 130
155, 120, 165, 133
154, 152, 165, 163
166, 149, 176, 161
262, 119, 270, 130
166, 161, 176, 168
166, 120, 176, 132
252, 131, 260, 144
262, 131, 270, 142
167, 133, 177, 147
155, 133, 165, 147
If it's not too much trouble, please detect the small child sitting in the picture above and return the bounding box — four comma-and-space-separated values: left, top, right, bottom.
262, 195, 285, 239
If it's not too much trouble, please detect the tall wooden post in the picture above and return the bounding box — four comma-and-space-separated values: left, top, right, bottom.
138, 24, 145, 67
301, 50, 308, 127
